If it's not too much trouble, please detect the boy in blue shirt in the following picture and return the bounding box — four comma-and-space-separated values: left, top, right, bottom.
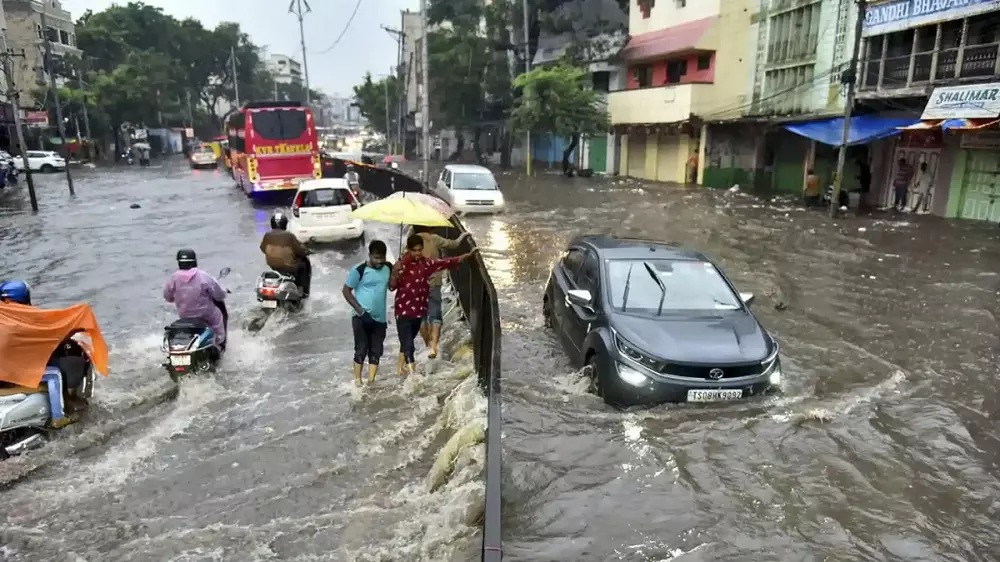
342, 240, 393, 385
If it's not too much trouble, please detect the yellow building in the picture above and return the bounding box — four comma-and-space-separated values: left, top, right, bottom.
610, 0, 754, 184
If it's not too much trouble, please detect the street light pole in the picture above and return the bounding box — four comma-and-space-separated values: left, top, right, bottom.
523, 0, 532, 177
40, 9, 73, 195
419, 0, 430, 185
290, 0, 312, 105
831, 0, 867, 218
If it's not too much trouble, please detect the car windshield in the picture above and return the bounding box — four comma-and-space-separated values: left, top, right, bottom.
451, 172, 496, 190
606, 259, 742, 313
302, 188, 350, 207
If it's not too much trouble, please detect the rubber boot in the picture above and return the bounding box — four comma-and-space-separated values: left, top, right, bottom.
367, 363, 378, 383
353, 363, 363, 386
396, 352, 406, 377
405, 362, 416, 377
429, 324, 441, 359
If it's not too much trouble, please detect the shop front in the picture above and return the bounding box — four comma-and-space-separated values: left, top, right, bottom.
614, 122, 699, 183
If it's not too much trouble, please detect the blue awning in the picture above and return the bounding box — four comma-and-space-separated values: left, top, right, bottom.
784, 115, 921, 147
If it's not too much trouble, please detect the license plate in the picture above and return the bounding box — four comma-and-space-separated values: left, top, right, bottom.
261, 300, 278, 309
170, 355, 191, 366
687, 389, 743, 402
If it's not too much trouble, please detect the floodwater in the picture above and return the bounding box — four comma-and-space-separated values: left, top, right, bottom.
455, 170, 1000, 561
0, 161, 486, 562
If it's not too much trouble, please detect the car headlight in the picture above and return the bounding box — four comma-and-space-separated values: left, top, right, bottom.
762, 346, 781, 386
617, 362, 648, 386
613, 331, 662, 372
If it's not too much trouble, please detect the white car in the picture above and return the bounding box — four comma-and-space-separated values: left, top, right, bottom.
289, 178, 364, 243
13, 150, 65, 173
189, 145, 218, 168
435, 164, 505, 214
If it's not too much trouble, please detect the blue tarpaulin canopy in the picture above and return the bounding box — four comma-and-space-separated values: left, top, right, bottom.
784, 116, 920, 147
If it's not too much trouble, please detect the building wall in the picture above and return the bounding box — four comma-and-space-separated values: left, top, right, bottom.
630, 0, 721, 35
268, 54, 303, 85
402, 10, 421, 114
3, 0, 80, 107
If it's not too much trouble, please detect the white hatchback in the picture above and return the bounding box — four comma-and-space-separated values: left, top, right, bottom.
289, 178, 364, 243
435, 164, 505, 214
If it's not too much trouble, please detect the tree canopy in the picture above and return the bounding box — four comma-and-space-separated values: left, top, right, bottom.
35, 1, 322, 142
510, 63, 608, 136
351, 73, 401, 136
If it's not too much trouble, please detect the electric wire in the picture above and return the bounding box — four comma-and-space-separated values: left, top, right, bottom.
314, 0, 364, 55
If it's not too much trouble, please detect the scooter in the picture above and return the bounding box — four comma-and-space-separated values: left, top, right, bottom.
255, 271, 304, 312
0, 340, 97, 459
162, 268, 231, 383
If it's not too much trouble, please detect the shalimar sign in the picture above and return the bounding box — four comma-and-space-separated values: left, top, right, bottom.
863, 0, 998, 36
921, 83, 1000, 119
254, 143, 312, 156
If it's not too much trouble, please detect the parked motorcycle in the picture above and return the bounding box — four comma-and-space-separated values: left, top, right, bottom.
161, 268, 231, 383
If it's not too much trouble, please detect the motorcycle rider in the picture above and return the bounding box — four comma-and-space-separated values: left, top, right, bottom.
344, 163, 361, 198
260, 211, 312, 298
163, 249, 228, 352
0, 280, 89, 411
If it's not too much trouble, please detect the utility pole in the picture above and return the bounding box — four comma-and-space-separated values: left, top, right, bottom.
78, 59, 93, 162
40, 9, 73, 195
523, 0, 532, 177
831, 0, 866, 218
383, 21, 405, 155
0, 38, 37, 211
273, 79, 279, 101
186, 90, 194, 128
384, 72, 391, 151
289, 0, 312, 105
419, 0, 430, 184
230, 46, 241, 107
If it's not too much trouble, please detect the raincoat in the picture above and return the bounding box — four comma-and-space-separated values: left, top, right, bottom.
163, 268, 227, 344
0, 302, 109, 388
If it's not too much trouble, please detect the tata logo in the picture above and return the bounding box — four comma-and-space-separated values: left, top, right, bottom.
255, 143, 312, 156
708, 368, 724, 380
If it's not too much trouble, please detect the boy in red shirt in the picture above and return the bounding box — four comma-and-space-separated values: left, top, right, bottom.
389, 233, 478, 376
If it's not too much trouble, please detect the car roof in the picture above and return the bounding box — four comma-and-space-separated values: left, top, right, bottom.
570, 235, 709, 261
297, 178, 350, 191
445, 164, 491, 174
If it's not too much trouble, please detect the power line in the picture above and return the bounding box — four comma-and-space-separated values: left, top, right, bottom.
315, 0, 364, 55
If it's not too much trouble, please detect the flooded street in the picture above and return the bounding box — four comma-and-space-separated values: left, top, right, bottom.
0, 161, 486, 562
457, 171, 1000, 561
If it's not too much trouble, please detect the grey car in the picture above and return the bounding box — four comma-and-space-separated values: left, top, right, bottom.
542, 235, 783, 407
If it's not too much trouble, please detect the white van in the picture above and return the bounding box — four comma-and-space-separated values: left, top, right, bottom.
289, 178, 364, 243
434, 164, 505, 214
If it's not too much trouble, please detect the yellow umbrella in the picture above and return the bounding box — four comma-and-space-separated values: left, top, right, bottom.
351, 194, 453, 227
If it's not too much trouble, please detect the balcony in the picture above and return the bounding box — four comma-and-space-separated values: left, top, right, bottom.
609, 84, 713, 125
859, 15, 1000, 98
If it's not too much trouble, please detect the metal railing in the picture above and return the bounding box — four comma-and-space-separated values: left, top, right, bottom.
337, 160, 504, 561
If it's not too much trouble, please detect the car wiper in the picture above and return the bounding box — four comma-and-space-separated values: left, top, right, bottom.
621, 263, 635, 311
643, 261, 668, 315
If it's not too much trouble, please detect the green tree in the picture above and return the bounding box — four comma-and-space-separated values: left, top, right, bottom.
351, 73, 400, 137
510, 63, 608, 173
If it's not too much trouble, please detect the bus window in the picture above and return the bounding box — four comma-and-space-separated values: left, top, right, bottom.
252, 110, 308, 141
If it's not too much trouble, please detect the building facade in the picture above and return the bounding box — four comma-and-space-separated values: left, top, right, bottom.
267, 53, 303, 85
610, 0, 756, 184
858, 0, 1000, 221
2, 0, 80, 105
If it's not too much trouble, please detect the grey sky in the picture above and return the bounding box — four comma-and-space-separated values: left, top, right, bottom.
61, 0, 419, 98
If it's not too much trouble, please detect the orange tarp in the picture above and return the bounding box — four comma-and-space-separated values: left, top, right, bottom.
0, 303, 109, 388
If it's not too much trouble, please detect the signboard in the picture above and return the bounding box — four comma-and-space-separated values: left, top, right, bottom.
864, 0, 1000, 36
960, 130, 1000, 149
22, 110, 48, 127
921, 83, 1000, 119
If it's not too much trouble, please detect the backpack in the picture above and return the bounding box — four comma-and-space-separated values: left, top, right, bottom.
354, 261, 392, 282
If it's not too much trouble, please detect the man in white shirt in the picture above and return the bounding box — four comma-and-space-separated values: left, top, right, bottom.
910, 161, 933, 213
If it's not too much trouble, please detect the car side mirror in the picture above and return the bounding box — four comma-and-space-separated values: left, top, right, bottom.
740, 292, 755, 306
566, 289, 594, 312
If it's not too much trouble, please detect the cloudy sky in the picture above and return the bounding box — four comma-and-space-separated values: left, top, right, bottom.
61, 0, 419, 98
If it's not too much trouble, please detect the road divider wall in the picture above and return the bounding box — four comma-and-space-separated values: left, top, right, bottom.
343, 160, 503, 561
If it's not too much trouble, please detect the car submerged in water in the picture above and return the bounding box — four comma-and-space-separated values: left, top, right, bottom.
543, 235, 782, 407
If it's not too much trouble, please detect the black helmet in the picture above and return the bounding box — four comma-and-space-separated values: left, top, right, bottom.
271, 212, 288, 230
176, 248, 197, 269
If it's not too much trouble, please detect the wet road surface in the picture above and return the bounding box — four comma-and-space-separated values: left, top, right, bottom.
0, 161, 485, 561
453, 171, 1000, 561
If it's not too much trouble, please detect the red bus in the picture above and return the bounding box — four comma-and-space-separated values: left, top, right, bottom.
225, 101, 322, 197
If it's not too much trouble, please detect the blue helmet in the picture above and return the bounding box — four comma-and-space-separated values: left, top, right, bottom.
0, 280, 31, 305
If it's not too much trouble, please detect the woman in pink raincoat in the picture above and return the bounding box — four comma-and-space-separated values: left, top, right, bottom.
163, 249, 228, 349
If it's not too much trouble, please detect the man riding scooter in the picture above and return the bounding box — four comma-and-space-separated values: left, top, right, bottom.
0, 280, 92, 412
344, 163, 361, 200
260, 212, 312, 298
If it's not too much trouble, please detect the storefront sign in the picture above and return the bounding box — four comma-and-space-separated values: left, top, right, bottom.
863, 0, 998, 36
960, 130, 1000, 149
921, 83, 1000, 119
22, 110, 48, 127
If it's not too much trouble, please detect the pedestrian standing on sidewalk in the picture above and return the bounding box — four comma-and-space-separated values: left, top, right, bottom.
892, 157, 914, 211
803, 169, 821, 207
410, 225, 472, 358
909, 161, 933, 214
389, 234, 478, 377
342, 240, 392, 386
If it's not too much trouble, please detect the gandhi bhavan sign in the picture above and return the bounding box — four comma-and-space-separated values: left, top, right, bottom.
864, 0, 999, 36
921, 83, 1000, 119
